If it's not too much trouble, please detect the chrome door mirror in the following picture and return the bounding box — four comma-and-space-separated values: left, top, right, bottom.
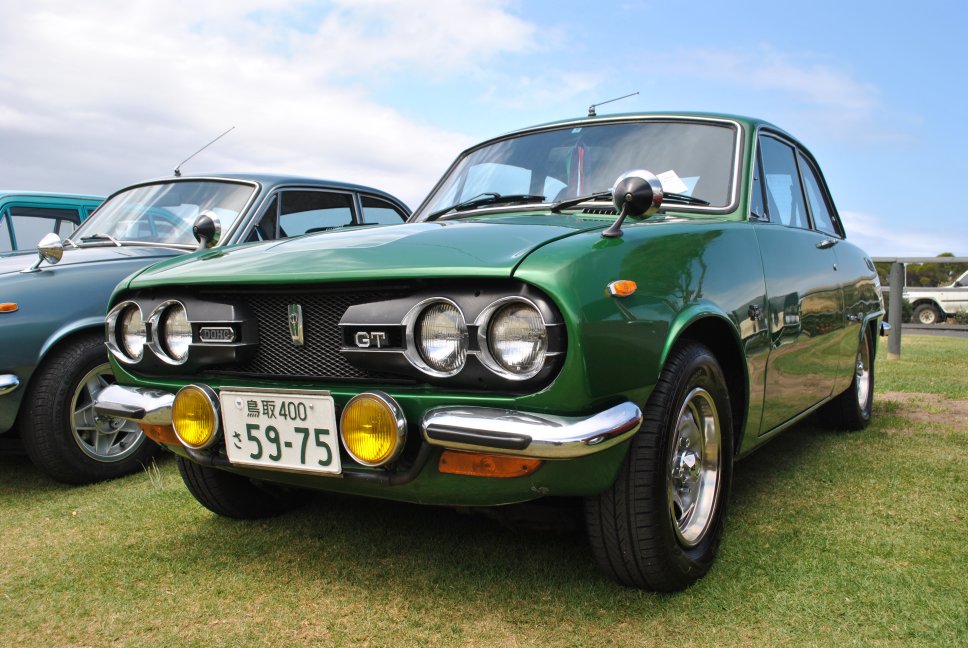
37, 232, 64, 264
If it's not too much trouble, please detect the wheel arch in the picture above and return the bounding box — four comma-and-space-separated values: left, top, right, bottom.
37, 317, 105, 362
661, 310, 748, 454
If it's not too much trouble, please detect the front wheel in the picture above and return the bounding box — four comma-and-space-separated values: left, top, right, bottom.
585, 341, 733, 592
177, 457, 306, 519
21, 333, 157, 484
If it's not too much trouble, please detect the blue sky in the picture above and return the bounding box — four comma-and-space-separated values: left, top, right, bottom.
1, 0, 965, 256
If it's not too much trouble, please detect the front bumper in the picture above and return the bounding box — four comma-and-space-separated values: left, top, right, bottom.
94, 384, 642, 460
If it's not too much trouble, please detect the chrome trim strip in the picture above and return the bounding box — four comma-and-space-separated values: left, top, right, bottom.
0, 374, 20, 396
93, 384, 174, 425
421, 401, 643, 459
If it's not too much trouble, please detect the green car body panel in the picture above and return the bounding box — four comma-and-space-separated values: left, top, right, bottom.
102, 112, 884, 507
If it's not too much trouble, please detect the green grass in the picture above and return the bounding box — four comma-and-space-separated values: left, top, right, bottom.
1, 337, 966, 646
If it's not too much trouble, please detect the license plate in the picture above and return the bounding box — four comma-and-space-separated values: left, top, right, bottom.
219, 388, 341, 475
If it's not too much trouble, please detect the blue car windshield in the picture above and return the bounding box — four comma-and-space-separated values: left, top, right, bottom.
412, 119, 739, 221
69, 180, 255, 247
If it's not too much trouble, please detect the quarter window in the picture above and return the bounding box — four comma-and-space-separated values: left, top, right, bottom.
798, 153, 841, 237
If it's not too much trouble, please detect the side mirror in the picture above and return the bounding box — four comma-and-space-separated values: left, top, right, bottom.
37, 232, 64, 265
602, 170, 664, 238
192, 211, 222, 250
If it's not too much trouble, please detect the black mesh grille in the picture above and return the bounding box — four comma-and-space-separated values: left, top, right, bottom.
206, 290, 403, 381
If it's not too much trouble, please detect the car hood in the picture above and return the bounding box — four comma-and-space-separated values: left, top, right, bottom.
125, 216, 605, 289
0, 245, 183, 277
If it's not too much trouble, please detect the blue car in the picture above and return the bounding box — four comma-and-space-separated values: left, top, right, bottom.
0, 192, 103, 255
0, 174, 410, 483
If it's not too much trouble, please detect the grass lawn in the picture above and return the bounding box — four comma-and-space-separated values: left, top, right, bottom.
1, 335, 965, 646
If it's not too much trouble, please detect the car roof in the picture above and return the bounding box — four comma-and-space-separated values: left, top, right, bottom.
0, 191, 104, 201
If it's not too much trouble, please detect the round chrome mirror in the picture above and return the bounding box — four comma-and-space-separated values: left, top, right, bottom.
37, 232, 64, 265
612, 169, 664, 219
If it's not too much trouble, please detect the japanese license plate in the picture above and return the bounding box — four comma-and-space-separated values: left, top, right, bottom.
219, 388, 341, 475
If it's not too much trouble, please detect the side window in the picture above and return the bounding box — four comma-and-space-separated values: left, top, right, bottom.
0, 213, 11, 252
248, 195, 279, 242
759, 136, 809, 229
798, 153, 841, 237
7, 207, 82, 249
279, 190, 354, 237
750, 151, 766, 220
361, 195, 407, 224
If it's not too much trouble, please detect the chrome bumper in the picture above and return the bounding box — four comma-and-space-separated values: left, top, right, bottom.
94, 383, 644, 460
421, 402, 642, 459
94, 384, 175, 425
0, 374, 20, 396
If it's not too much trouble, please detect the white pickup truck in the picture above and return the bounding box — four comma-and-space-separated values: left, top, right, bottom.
904, 269, 968, 324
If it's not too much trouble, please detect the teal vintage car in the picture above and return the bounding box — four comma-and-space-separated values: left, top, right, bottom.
0, 192, 103, 255
94, 113, 885, 591
0, 174, 409, 483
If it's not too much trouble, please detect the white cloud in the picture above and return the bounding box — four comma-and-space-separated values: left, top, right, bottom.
0, 1, 540, 205
841, 211, 968, 257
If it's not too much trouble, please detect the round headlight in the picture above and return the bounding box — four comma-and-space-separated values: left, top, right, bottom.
161, 302, 191, 362
172, 385, 219, 449
415, 301, 467, 375
120, 305, 146, 361
486, 301, 547, 378
340, 392, 406, 467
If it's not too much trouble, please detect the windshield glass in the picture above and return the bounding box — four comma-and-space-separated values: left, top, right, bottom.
413, 120, 739, 221
70, 180, 255, 246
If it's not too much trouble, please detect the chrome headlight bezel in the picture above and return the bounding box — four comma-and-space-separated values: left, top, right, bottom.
148, 300, 191, 365
476, 297, 549, 381
105, 301, 146, 363
403, 298, 469, 377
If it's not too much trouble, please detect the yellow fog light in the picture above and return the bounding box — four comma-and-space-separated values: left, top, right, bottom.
172, 384, 220, 449
340, 391, 406, 467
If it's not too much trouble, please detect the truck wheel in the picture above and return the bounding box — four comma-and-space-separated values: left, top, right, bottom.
825, 332, 874, 431
20, 332, 156, 484
177, 457, 306, 519
913, 304, 942, 325
585, 341, 733, 592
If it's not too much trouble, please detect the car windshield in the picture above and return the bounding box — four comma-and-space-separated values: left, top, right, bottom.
69, 180, 255, 247
413, 119, 739, 221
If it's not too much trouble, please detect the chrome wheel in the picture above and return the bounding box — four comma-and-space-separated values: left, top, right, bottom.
854, 340, 872, 411
70, 363, 144, 463
667, 387, 721, 547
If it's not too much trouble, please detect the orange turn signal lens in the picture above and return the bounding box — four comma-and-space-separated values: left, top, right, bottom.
139, 423, 179, 445
0, 303, 18, 313
438, 450, 542, 478
607, 280, 637, 298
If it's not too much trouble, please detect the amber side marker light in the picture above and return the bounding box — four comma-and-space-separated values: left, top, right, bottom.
140, 423, 179, 446
0, 303, 18, 313
607, 280, 637, 298
438, 450, 542, 478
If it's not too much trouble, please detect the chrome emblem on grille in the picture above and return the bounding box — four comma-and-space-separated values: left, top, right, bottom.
288, 304, 304, 346
199, 326, 236, 343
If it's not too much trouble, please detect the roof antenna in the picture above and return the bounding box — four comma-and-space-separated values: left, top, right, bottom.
173, 126, 236, 177
588, 92, 639, 117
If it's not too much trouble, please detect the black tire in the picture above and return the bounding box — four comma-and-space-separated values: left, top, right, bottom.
913, 303, 942, 325
826, 332, 874, 431
585, 341, 733, 592
20, 332, 157, 484
176, 457, 305, 519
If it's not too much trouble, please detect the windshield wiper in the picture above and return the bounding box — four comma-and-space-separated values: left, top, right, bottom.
428, 193, 546, 221
80, 233, 122, 247
63, 237, 78, 249
550, 190, 709, 213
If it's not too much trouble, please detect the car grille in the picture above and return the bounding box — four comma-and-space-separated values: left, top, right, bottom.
205, 289, 406, 381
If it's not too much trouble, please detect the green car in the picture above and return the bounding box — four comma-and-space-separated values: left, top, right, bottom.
95, 113, 885, 591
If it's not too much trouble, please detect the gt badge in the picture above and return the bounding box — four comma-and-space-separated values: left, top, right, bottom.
288, 304, 304, 346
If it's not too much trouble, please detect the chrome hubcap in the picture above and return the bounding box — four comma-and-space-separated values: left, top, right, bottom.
855, 340, 871, 410
70, 363, 144, 462
668, 387, 721, 547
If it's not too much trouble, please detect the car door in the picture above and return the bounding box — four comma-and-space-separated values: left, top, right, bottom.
752, 133, 845, 434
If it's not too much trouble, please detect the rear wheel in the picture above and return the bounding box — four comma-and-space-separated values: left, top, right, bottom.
585, 341, 733, 592
177, 457, 306, 519
21, 333, 156, 484
913, 303, 942, 325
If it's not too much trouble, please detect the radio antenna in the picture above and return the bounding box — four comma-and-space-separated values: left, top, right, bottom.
173, 126, 236, 177
588, 92, 639, 117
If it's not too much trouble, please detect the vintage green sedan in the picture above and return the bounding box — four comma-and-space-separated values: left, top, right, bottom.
95, 113, 885, 591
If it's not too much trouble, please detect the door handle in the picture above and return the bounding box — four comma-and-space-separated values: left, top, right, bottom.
816, 238, 839, 249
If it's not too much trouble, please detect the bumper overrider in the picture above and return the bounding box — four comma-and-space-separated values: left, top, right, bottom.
94, 384, 642, 465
